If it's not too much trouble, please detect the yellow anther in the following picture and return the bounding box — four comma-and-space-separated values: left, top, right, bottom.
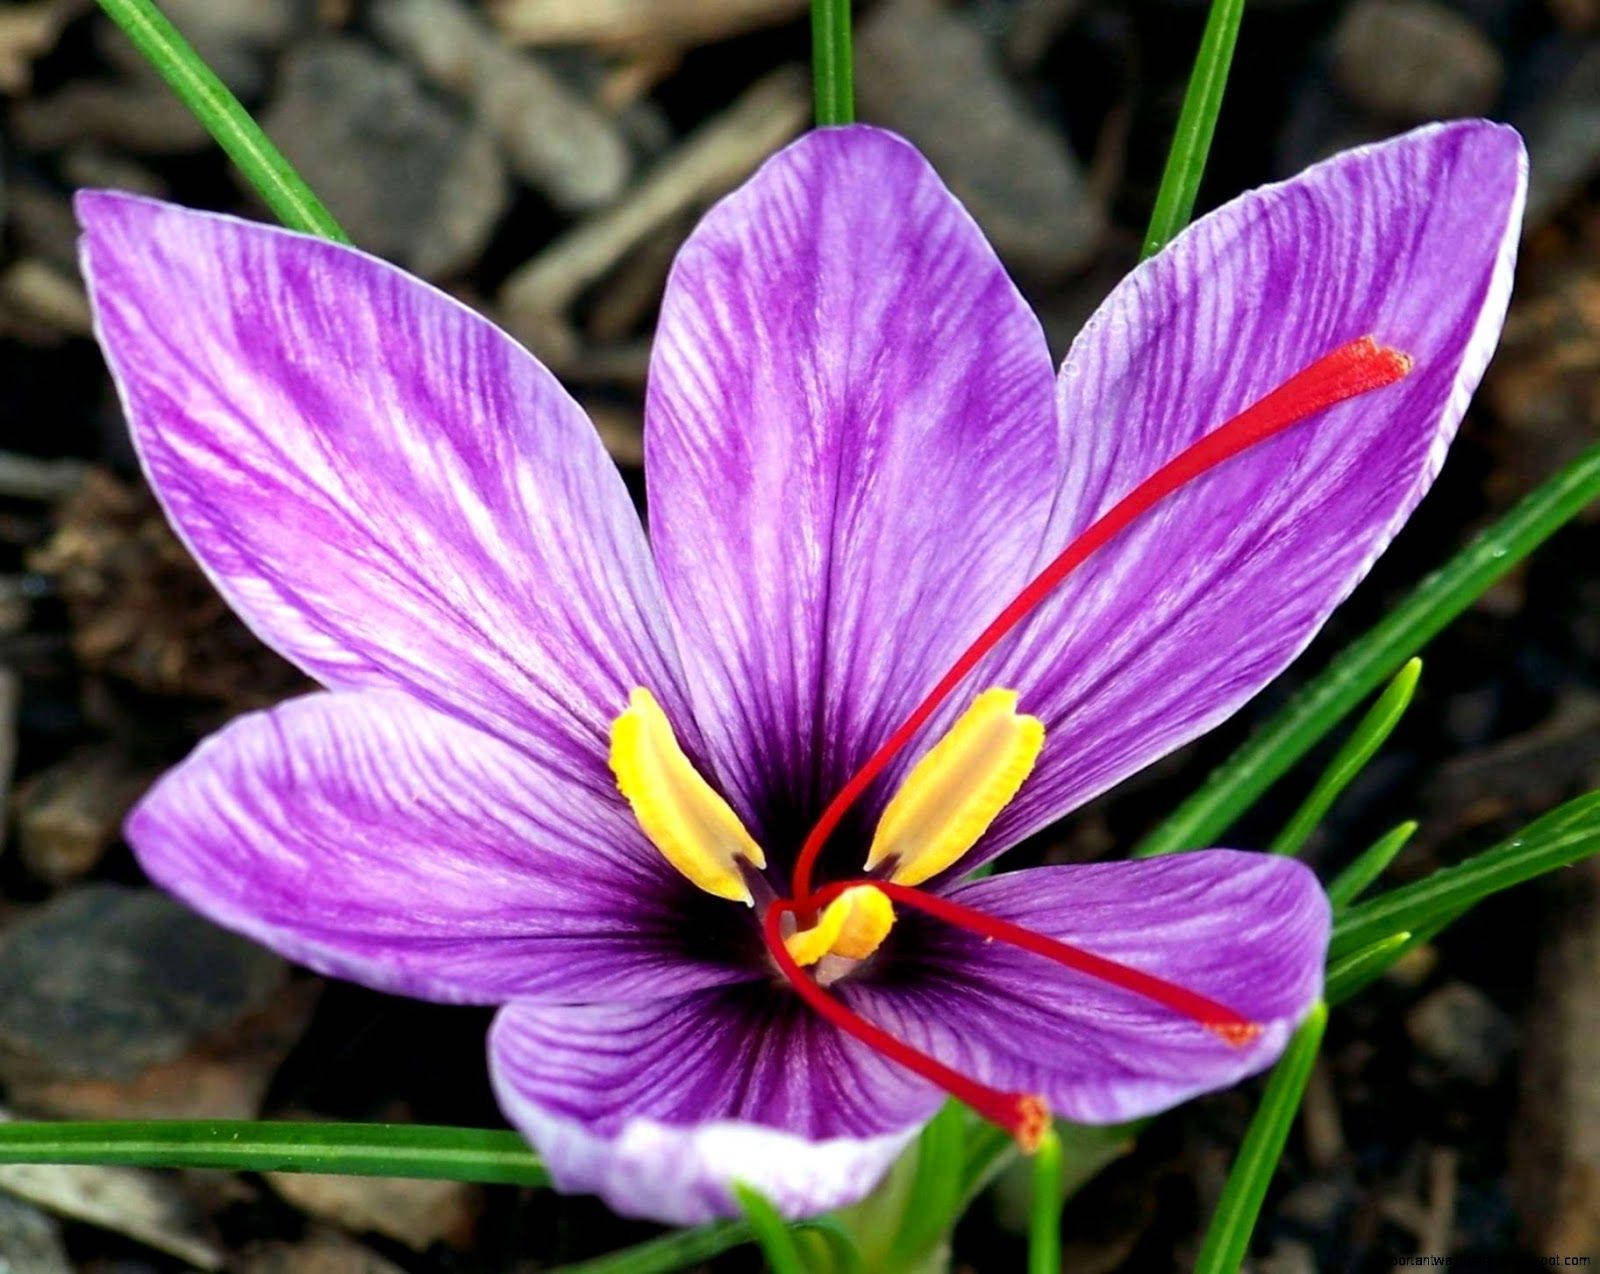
865, 688, 1044, 887
610, 687, 766, 905
784, 886, 896, 967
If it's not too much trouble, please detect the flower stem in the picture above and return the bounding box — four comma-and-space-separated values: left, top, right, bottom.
1141, 0, 1245, 257
1134, 443, 1600, 858
94, 0, 348, 241
810, 0, 855, 125
0, 1120, 547, 1186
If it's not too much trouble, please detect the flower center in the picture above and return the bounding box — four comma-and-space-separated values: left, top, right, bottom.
611, 336, 1413, 1153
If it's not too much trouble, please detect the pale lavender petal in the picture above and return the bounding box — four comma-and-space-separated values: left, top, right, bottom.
645, 125, 1060, 839
489, 986, 940, 1224
873, 853, 1328, 1123
129, 691, 755, 1005
79, 191, 694, 772
980, 121, 1526, 858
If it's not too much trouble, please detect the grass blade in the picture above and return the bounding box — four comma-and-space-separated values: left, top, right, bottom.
1270, 659, 1421, 855
734, 1185, 810, 1274
1326, 820, 1418, 909
1028, 1128, 1065, 1274
1329, 789, 1600, 961
554, 1223, 752, 1274
1134, 444, 1600, 859
1193, 1002, 1328, 1274
0, 1120, 546, 1184
1324, 930, 1412, 1002
95, 0, 347, 240
810, 0, 854, 125
1141, 0, 1246, 257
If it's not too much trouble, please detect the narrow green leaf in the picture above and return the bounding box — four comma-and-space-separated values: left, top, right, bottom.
554, 1222, 752, 1274
883, 1101, 967, 1268
1193, 1001, 1328, 1274
1323, 930, 1411, 1002
1326, 820, 1418, 910
1134, 444, 1600, 859
1028, 1128, 1064, 1274
1141, 0, 1245, 257
1271, 659, 1421, 856
960, 1119, 1020, 1208
810, 0, 854, 125
0, 1120, 546, 1185
734, 1184, 810, 1274
1330, 789, 1600, 961
95, 0, 347, 241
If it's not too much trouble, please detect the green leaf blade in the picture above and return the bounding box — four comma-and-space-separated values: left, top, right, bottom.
1193, 1001, 1328, 1274
1270, 659, 1421, 856
1326, 820, 1418, 909
1330, 789, 1600, 961
96, 0, 347, 241
1135, 445, 1600, 859
1141, 0, 1246, 257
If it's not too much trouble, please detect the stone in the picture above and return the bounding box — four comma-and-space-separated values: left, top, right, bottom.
240, 1230, 410, 1274
0, 884, 287, 1088
0, 1193, 71, 1274
1405, 982, 1518, 1085
12, 744, 152, 884
372, 0, 631, 211
1516, 43, 1600, 230
1332, 0, 1503, 123
267, 1173, 481, 1251
260, 37, 509, 278
105, 0, 313, 97
857, 0, 1103, 280
490, 0, 806, 48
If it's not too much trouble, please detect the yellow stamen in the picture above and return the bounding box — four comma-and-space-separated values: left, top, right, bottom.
865, 688, 1044, 886
784, 885, 896, 967
610, 687, 766, 905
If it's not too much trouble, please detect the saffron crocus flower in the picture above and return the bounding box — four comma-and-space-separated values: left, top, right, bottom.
77, 118, 1524, 1226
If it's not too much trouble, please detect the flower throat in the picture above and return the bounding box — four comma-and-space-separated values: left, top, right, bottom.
763, 337, 1413, 1150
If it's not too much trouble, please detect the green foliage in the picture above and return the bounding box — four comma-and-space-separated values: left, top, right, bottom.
1028, 1129, 1064, 1274
1135, 445, 1600, 858
1326, 821, 1418, 909
1141, 0, 1246, 256
810, 0, 855, 125
1192, 1002, 1328, 1274
1271, 659, 1421, 855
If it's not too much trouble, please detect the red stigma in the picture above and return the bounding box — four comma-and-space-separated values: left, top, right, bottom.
789, 336, 1412, 904
769, 338, 1409, 1140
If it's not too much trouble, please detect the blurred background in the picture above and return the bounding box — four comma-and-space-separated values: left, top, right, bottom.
0, 0, 1596, 1269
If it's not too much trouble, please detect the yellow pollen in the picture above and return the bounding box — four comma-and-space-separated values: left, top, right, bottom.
865, 688, 1045, 886
609, 687, 766, 905
784, 885, 896, 967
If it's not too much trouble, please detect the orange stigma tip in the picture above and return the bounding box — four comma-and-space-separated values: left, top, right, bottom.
1011, 1095, 1051, 1154
1209, 1021, 1264, 1048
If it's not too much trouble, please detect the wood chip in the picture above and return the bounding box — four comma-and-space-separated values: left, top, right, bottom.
489, 0, 805, 49
498, 66, 807, 372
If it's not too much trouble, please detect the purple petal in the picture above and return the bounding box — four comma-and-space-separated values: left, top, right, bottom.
489, 985, 940, 1224
78, 191, 693, 770
979, 121, 1526, 858
129, 691, 754, 1005
645, 125, 1060, 837
882, 852, 1329, 1123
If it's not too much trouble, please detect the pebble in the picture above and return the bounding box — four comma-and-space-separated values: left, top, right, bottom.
266, 1173, 481, 1252
239, 1230, 410, 1274
1332, 0, 1503, 122
261, 37, 509, 278
0, 1193, 72, 1274
372, 0, 631, 211
0, 884, 287, 1088
12, 744, 152, 884
1405, 981, 1518, 1085
856, 0, 1104, 280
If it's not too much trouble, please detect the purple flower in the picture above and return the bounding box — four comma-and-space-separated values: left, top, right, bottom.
76, 120, 1524, 1225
